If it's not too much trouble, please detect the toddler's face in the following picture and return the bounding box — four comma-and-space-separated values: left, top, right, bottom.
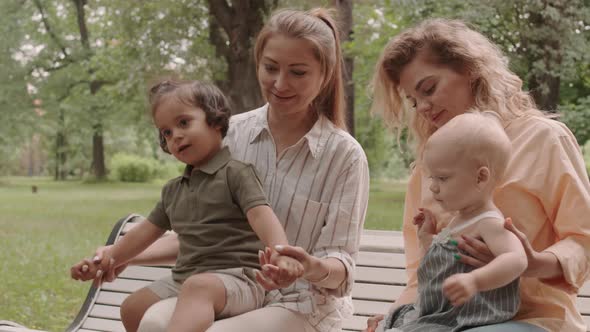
424, 145, 481, 212
153, 96, 222, 167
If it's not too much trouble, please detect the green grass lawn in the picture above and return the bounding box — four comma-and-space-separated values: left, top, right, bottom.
0, 176, 405, 331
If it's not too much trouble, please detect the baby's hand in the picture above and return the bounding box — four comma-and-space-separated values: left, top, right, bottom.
442, 273, 478, 306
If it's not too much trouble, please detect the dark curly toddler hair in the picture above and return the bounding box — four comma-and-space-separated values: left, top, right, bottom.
148, 79, 232, 153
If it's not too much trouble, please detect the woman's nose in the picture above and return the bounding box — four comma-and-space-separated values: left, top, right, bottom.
274, 71, 288, 91
416, 98, 432, 115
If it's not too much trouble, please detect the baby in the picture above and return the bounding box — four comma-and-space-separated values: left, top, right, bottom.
378, 111, 527, 331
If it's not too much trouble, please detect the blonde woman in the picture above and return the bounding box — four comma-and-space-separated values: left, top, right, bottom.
367, 19, 590, 332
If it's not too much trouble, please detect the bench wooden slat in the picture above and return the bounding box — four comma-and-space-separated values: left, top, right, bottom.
101, 279, 151, 293
118, 266, 171, 281
96, 292, 128, 306
352, 299, 391, 316
81, 317, 125, 332
352, 283, 404, 302
89, 305, 120, 321
343, 315, 372, 331
356, 266, 407, 285
357, 251, 405, 268
579, 297, 590, 315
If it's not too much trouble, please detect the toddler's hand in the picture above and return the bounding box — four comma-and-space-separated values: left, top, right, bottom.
70, 257, 101, 281
442, 273, 478, 306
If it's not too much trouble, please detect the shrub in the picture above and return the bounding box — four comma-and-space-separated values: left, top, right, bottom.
560, 96, 590, 146
110, 153, 157, 183
153, 161, 184, 180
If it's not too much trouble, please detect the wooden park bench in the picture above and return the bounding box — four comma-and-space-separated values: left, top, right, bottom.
5, 214, 589, 331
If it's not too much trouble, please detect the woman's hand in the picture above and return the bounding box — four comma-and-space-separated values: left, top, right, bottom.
363, 314, 384, 332
457, 217, 546, 277
503, 218, 545, 277
255, 245, 316, 290
454, 233, 494, 268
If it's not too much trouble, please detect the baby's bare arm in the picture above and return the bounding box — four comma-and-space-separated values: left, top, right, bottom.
468, 218, 528, 291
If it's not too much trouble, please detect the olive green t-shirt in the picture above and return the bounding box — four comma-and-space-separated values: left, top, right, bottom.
147, 147, 269, 282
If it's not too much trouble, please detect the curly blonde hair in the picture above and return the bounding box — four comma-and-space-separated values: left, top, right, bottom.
371, 18, 543, 155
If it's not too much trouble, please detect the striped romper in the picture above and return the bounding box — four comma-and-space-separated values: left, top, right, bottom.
378, 211, 520, 332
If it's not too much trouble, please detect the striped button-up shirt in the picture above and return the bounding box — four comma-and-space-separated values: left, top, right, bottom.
224, 104, 370, 332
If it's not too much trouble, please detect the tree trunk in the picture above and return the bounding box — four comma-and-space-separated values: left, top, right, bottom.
73, 0, 107, 179
89, 81, 106, 179
525, 8, 562, 112
207, 0, 275, 114
54, 107, 67, 180
333, 0, 355, 136
92, 124, 106, 179
529, 73, 561, 112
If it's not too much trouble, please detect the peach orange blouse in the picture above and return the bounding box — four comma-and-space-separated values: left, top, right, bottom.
400, 115, 590, 332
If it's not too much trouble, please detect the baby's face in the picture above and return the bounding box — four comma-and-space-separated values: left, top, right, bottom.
423, 144, 482, 212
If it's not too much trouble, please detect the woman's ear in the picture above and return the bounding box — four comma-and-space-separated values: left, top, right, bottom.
476, 166, 490, 188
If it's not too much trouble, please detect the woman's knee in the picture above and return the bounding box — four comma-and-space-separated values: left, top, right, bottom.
136, 311, 168, 332
137, 297, 177, 332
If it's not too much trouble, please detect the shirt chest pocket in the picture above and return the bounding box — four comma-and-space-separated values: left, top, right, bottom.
285, 195, 330, 248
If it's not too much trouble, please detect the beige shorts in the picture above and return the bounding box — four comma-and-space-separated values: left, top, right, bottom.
147, 267, 265, 319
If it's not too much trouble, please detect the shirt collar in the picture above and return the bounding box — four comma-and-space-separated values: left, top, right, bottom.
248, 104, 333, 159
181, 146, 232, 181
304, 114, 331, 159
249, 104, 271, 144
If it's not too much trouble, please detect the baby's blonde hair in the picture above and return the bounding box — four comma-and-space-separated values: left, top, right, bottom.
425, 111, 511, 184
371, 18, 543, 155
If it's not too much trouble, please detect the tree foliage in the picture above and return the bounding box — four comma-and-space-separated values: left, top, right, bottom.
0, 1, 35, 172
0, 0, 589, 179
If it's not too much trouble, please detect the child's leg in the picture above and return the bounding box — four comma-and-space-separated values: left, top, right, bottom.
120, 287, 162, 332
165, 273, 226, 332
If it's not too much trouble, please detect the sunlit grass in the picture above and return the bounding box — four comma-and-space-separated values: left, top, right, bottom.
0, 176, 405, 331
0, 177, 162, 331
